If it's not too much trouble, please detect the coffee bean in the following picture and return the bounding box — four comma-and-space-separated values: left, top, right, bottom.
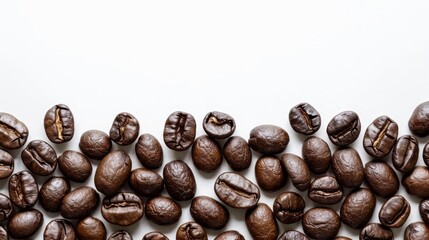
58, 150, 92, 183
335, 237, 352, 240
21, 140, 57, 176
278, 230, 309, 240
95, 150, 132, 196
108, 230, 133, 240
280, 153, 311, 191
404, 222, 429, 240
273, 191, 305, 224
214, 230, 245, 240
302, 136, 331, 174
60, 186, 99, 219
101, 192, 143, 226
392, 135, 419, 173
176, 222, 208, 240
223, 136, 252, 171
76, 216, 106, 240
419, 199, 429, 225
143, 231, 169, 240
409, 101, 429, 137
379, 195, 410, 228
7, 209, 43, 239
79, 130, 112, 160
43, 219, 75, 240
363, 115, 398, 158
359, 223, 393, 240
0, 149, 13, 179
289, 102, 321, 135
332, 147, 364, 188
248, 124, 289, 154
0, 193, 13, 221
163, 111, 196, 151
423, 141, 429, 167
190, 196, 229, 230
0, 112, 29, 150
402, 166, 429, 198
308, 175, 343, 205
203, 111, 236, 139
302, 207, 340, 240
192, 135, 223, 172
340, 188, 376, 229
214, 172, 260, 209
145, 196, 182, 225
109, 112, 140, 145
44, 104, 74, 143
39, 177, 70, 212
135, 133, 163, 169
163, 160, 196, 201
0, 226, 7, 240
129, 168, 164, 197
365, 160, 399, 198
255, 155, 286, 192
327, 111, 361, 146
245, 203, 279, 240
8, 170, 38, 209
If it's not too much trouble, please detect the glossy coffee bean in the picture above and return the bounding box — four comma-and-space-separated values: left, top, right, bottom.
302, 136, 331, 174
326, 111, 361, 146
402, 166, 429, 198
202, 111, 236, 139
143, 231, 169, 240
404, 222, 429, 240
190, 196, 229, 230
245, 203, 279, 240
273, 191, 305, 224
419, 199, 429, 225
39, 177, 70, 212
255, 155, 286, 192
0, 193, 13, 221
281, 153, 311, 191
278, 230, 309, 240
60, 186, 99, 219
424, 141, 429, 167
79, 130, 112, 160
8, 170, 38, 209
21, 140, 57, 176
108, 230, 133, 240
44, 104, 74, 143
214, 230, 245, 240
223, 136, 252, 171
145, 196, 182, 225
392, 135, 419, 173
0, 149, 14, 179
135, 133, 163, 169
58, 150, 92, 183
409, 101, 429, 137
289, 102, 321, 135
0, 226, 7, 240
176, 222, 208, 240
192, 135, 223, 172
302, 207, 340, 240
379, 195, 410, 228
163, 160, 196, 201
43, 219, 76, 240
76, 216, 106, 240
109, 112, 140, 145
101, 192, 144, 226
248, 124, 289, 154
129, 168, 164, 197
0, 112, 29, 150
332, 147, 364, 188
7, 209, 43, 239
163, 111, 196, 151
359, 223, 393, 240
340, 188, 376, 229
363, 115, 398, 158
365, 160, 399, 198
308, 175, 343, 205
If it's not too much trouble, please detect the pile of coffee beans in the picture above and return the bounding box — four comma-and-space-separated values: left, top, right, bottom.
1, 101, 429, 239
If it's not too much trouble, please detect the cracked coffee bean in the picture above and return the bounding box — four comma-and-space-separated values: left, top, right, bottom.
363, 115, 398, 159
176, 222, 208, 240
289, 102, 321, 135
163, 111, 196, 151
44, 104, 74, 143
21, 140, 57, 176
203, 111, 236, 139
101, 192, 144, 226
8, 170, 38, 209
109, 112, 140, 145
0, 149, 14, 179
0, 112, 29, 150
44, 219, 76, 240
326, 111, 361, 146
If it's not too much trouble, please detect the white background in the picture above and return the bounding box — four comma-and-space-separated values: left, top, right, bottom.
1, 1, 429, 239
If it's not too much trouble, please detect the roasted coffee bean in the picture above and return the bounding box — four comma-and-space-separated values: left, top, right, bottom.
135, 133, 163, 169
302, 136, 331, 174
255, 155, 286, 192
214, 230, 245, 240
101, 192, 144, 226
21, 140, 57, 176
79, 130, 112, 160
214, 172, 260, 209
39, 176, 70, 212
308, 175, 343, 205
145, 196, 182, 225
163, 160, 196, 201
191, 135, 223, 172
327, 111, 361, 146
273, 191, 305, 224
302, 207, 340, 240
60, 186, 99, 219
402, 166, 429, 198
0, 226, 7, 240
44, 104, 74, 143
95, 150, 132, 196
76, 216, 106, 240
379, 195, 410, 228
176, 222, 208, 240
129, 168, 164, 197
223, 136, 252, 171
281, 153, 311, 191
365, 160, 399, 198
359, 223, 393, 240
278, 230, 309, 240
8, 170, 38, 209
409, 101, 429, 137
289, 102, 321, 135
7, 209, 43, 239
419, 199, 429, 225
143, 231, 169, 240
363, 115, 398, 158
423, 141, 429, 167
163, 111, 196, 151
58, 150, 92, 183
392, 135, 419, 173
203, 111, 236, 139
190, 196, 229, 230
0, 112, 28, 150
109, 112, 139, 145
248, 124, 289, 154
245, 203, 279, 240
340, 188, 376, 229
0, 193, 13, 221
0, 149, 13, 179
43, 219, 76, 240
404, 222, 429, 240
332, 147, 364, 188
108, 230, 133, 240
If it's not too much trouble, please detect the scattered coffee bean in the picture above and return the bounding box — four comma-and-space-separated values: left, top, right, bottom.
255, 155, 286, 192
214, 230, 245, 240
332, 147, 364, 188
60, 186, 99, 219
302, 136, 331, 174
423, 141, 429, 167
245, 203, 279, 240
145, 196, 182, 225
248, 124, 289, 154
0, 149, 14, 179
326, 111, 361, 146
44, 104, 74, 143
135, 133, 163, 169
223, 136, 252, 171
176, 222, 208, 240
289, 102, 321, 135
58, 150, 92, 182
129, 168, 164, 197
419, 199, 429, 225
308, 175, 343, 205
281, 153, 311, 191
273, 191, 305, 224
163, 111, 196, 151
0, 193, 13, 221
203, 111, 236, 139
7, 209, 43, 239
363, 115, 398, 158
43, 219, 76, 240
39, 176, 70, 212
340, 188, 376, 229
402, 166, 429, 198
76, 216, 106, 240
79, 130, 112, 160
143, 231, 169, 240
302, 207, 340, 240
109, 112, 140, 145
365, 160, 399, 198
409, 101, 429, 137
278, 230, 309, 240
392, 135, 419, 173
190, 196, 229, 230
192, 135, 223, 172
101, 192, 144, 226
163, 160, 196, 201
404, 222, 429, 240
0, 112, 29, 150
8, 170, 38, 209
379, 195, 410, 228
0, 226, 7, 240
21, 139, 57, 176
108, 230, 133, 240
359, 223, 393, 240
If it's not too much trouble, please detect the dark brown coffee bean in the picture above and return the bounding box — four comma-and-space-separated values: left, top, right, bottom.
135, 133, 163, 169
7, 209, 43, 239
423, 141, 429, 167
101, 192, 144, 226
145, 196, 182, 225
129, 168, 164, 197
76, 216, 106, 240
379, 195, 410, 228
214, 172, 260, 209
308, 175, 343, 205
327, 111, 361, 146
340, 188, 376, 229
245, 203, 279, 240
95, 150, 132, 196
44, 219, 76, 240
402, 166, 429, 198
392, 135, 419, 173
0, 149, 13, 179
281, 153, 311, 191
163, 160, 196, 201
109, 112, 139, 145
163, 111, 196, 151
39, 176, 70, 212
365, 160, 399, 198
223, 136, 252, 171
255, 155, 286, 192
79, 130, 112, 160
191, 135, 223, 172
302, 207, 340, 240
44, 104, 74, 143
214, 230, 245, 240
8, 170, 38, 209
143, 231, 169, 240
58, 150, 92, 183
21, 140, 57, 176
278, 230, 309, 240
108, 230, 132, 240
0, 226, 7, 240
176, 222, 208, 240
404, 222, 429, 240
302, 136, 331, 174
289, 102, 321, 135
359, 223, 393, 240
0, 112, 29, 150
419, 199, 429, 225
273, 191, 305, 224
409, 101, 429, 137
190, 196, 229, 230
332, 147, 364, 188
60, 186, 99, 219
203, 111, 236, 139
363, 115, 398, 158
0, 193, 13, 221
248, 124, 289, 154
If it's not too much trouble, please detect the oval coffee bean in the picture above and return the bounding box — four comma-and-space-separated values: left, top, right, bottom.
409, 101, 429, 137
108, 230, 133, 240
79, 130, 112, 160
223, 136, 252, 171
163, 111, 196, 151
176, 222, 208, 240
424, 141, 429, 167
245, 203, 279, 240
302, 136, 331, 174
281, 153, 311, 191
163, 160, 196, 201
332, 147, 364, 188
109, 112, 140, 145
0, 112, 29, 150
0, 149, 14, 179
340, 188, 376, 229
402, 166, 429, 198
248, 124, 289, 154
95, 150, 132, 196
289, 102, 321, 135
214, 172, 260, 209
365, 160, 399, 198
404, 222, 429, 240
308, 175, 343, 205
58, 150, 92, 183
44, 219, 76, 240
21, 140, 57, 176
214, 230, 245, 240
101, 192, 144, 226
255, 155, 286, 192
0, 226, 7, 240
203, 111, 236, 139
76, 216, 106, 240
379, 195, 410, 228
363, 115, 398, 158
39, 176, 70, 212
302, 207, 340, 240
143, 231, 169, 240
392, 135, 419, 173
273, 191, 305, 224
7, 209, 43, 239
129, 168, 164, 197
278, 230, 309, 240
191, 135, 223, 172
326, 111, 361, 146
0, 193, 13, 221
60, 186, 99, 219
135, 133, 163, 169
44, 104, 74, 143
190, 196, 229, 230
145, 196, 182, 225
419, 199, 429, 225
8, 170, 38, 209
359, 223, 393, 240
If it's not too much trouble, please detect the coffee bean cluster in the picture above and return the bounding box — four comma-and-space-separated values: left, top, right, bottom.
1, 101, 429, 239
